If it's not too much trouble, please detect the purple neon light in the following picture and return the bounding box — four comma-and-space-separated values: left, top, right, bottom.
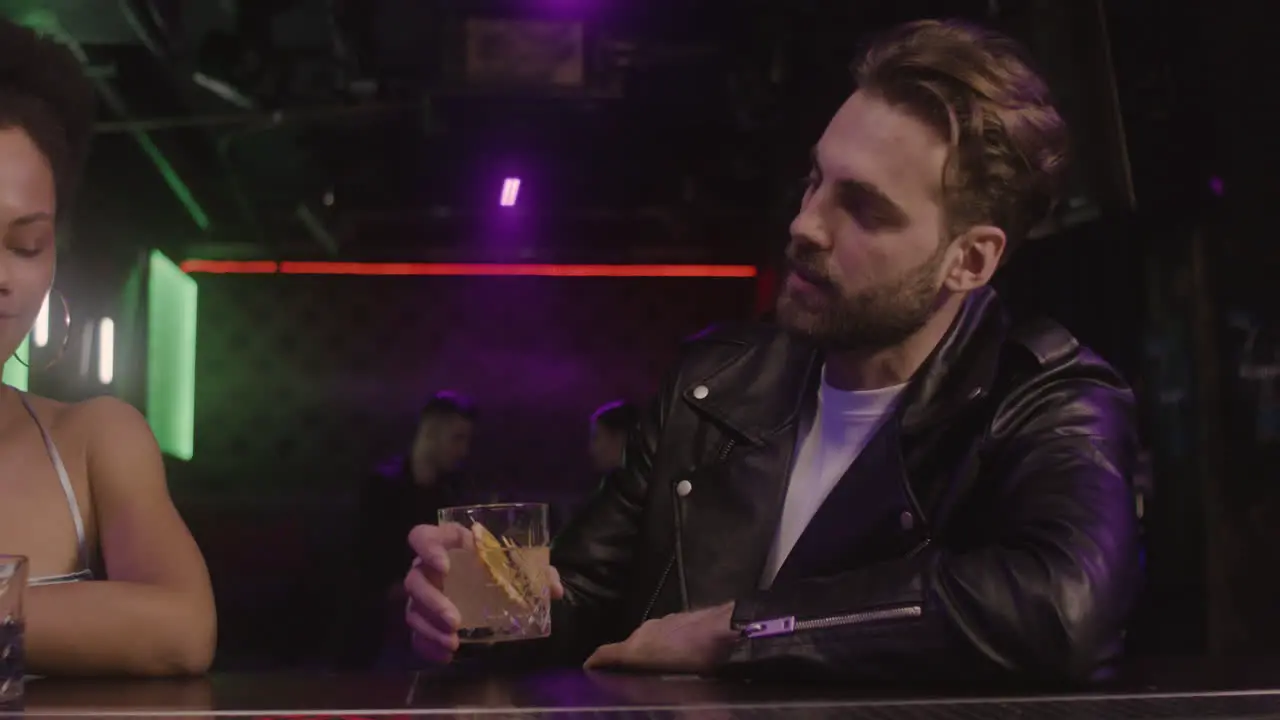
500, 177, 522, 206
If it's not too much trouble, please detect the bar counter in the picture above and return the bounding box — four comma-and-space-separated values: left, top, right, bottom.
7, 661, 1280, 719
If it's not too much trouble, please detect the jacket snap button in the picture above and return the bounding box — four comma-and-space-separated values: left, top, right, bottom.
692, 385, 709, 400
676, 480, 693, 497
899, 510, 915, 531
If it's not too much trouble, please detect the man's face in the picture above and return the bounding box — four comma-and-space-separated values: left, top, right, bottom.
777, 90, 957, 352
412, 415, 474, 480
588, 421, 626, 474
0, 128, 57, 363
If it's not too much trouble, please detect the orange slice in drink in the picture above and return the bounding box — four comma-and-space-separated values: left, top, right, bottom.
470, 521, 530, 609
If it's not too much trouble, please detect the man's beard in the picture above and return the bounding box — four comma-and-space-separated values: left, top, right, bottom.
776, 244, 946, 352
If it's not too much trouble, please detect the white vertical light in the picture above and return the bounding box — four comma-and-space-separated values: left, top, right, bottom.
97, 317, 114, 385
500, 177, 521, 207
33, 291, 49, 347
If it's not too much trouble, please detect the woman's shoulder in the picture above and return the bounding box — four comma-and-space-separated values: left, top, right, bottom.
24, 392, 141, 425
15, 390, 69, 418
23, 393, 153, 452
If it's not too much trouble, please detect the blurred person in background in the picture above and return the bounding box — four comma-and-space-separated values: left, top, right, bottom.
403, 19, 1141, 683
347, 391, 476, 668
588, 400, 638, 475
0, 17, 215, 676
547, 400, 641, 535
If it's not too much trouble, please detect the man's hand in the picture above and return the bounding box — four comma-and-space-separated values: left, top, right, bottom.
405, 523, 564, 664
583, 602, 739, 674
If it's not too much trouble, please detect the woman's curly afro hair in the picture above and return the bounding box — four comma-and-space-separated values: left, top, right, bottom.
0, 17, 95, 213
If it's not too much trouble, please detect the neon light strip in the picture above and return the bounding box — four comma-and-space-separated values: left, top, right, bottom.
3, 336, 29, 392
19, 11, 212, 231
500, 177, 521, 207
98, 317, 115, 385
33, 291, 50, 347
149, 251, 198, 461
183, 260, 280, 274
180, 260, 759, 278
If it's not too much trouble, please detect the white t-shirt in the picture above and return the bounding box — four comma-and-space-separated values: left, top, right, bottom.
758, 367, 905, 588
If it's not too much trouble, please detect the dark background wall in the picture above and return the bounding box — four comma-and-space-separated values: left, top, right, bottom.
170, 273, 756, 666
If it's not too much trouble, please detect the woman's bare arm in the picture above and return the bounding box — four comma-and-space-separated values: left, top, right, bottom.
24, 397, 216, 676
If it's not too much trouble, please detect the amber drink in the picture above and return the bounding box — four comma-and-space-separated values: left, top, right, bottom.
438, 503, 551, 643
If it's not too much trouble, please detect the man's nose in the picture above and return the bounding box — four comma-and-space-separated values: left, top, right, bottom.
788, 198, 832, 253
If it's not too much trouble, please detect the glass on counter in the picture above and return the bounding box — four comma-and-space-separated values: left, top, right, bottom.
0, 555, 28, 708
437, 503, 551, 643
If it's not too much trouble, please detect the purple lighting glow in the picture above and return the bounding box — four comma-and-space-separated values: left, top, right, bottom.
500, 177, 522, 207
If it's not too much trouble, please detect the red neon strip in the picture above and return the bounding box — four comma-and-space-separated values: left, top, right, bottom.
180, 260, 758, 278
180, 260, 279, 274
280, 262, 757, 278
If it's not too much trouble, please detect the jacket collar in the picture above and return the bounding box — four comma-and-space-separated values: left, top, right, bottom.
682, 287, 1008, 442
679, 329, 820, 446
897, 286, 1008, 432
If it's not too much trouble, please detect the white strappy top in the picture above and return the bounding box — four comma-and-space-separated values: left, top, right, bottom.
17, 393, 95, 586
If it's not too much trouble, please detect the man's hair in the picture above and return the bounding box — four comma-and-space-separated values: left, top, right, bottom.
854, 19, 1068, 260
591, 400, 639, 435
419, 391, 478, 424
0, 18, 95, 214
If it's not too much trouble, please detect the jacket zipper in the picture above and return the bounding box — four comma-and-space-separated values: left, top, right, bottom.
641, 555, 675, 622
905, 537, 932, 559
739, 539, 932, 639
739, 604, 922, 639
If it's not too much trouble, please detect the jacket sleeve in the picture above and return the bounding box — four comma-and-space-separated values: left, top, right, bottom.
538, 365, 680, 664
723, 377, 1143, 684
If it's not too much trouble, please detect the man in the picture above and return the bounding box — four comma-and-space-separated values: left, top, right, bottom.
545, 400, 641, 534
347, 392, 476, 667
588, 400, 639, 475
404, 19, 1141, 683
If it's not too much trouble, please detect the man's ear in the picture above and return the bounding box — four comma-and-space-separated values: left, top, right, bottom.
941, 225, 1005, 292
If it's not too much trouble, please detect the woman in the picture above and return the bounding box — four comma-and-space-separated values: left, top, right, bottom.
0, 18, 215, 675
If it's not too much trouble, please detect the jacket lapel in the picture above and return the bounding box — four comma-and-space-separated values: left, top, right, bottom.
898, 287, 1006, 434
895, 288, 1007, 523
679, 330, 820, 446
674, 331, 820, 609
769, 418, 925, 586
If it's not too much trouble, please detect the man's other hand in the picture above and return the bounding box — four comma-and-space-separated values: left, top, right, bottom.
583, 602, 738, 674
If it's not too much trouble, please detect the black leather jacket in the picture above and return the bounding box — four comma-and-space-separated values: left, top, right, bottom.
543, 287, 1141, 683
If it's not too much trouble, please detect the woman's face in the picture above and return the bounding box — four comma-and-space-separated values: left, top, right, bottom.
0, 127, 56, 363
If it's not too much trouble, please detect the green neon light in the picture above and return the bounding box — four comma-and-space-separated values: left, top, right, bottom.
132, 133, 211, 231
16, 9, 58, 34
147, 250, 198, 460
2, 337, 30, 393
16, 10, 210, 232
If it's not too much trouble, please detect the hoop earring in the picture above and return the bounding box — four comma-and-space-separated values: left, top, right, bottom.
14, 289, 72, 371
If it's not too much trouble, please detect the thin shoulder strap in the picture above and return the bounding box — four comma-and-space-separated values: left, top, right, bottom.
18, 393, 91, 573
